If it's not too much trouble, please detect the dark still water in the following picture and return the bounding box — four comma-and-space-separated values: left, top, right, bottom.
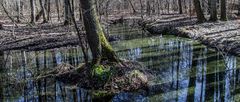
0, 24, 240, 102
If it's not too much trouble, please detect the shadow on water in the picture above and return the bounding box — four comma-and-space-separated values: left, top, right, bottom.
0, 23, 240, 102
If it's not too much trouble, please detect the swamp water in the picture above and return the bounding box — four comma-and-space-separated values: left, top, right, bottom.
0, 24, 240, 102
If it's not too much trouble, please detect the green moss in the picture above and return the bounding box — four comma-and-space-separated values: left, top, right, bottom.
92, 65, 111, 81
93, 90, 112, 98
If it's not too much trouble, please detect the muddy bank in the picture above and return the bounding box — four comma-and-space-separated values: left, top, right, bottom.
142, 16, 240, 56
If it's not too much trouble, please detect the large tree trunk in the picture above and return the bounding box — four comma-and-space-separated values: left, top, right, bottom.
193, 0, 206, 23
220, 0, 227, 21
79, 0, 119, 65
209, 0, 218, 21
30, 0, 36, 24
178, 0, 183, 14
64, 0, 71, 25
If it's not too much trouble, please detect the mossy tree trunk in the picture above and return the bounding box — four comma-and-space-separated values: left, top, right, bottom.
220, 0, 227, 21
193, 0, 206, 23
209, 0, 218, 21
79, 0, 119, 65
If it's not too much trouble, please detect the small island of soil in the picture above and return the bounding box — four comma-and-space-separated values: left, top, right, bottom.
37, 60, 151, 98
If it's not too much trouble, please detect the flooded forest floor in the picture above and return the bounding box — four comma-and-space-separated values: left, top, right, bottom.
142, 14, 240, 56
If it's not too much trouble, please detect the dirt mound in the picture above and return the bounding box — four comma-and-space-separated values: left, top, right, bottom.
37, 60, 151, 94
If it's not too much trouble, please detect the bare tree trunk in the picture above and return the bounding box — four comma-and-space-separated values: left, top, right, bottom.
66, 0, 89, 64
16, 0, 21, 23
80, 0, 119, 65
30, 0, 36, 24
193, 0, 207, 23
0, 51, 3, 72
55, 0, 60, 21
80, 0, 101, 64
39, 0, 48, 23
78, 0, 82, 21
166, 0, 170, 14
220, 0, 227, 21
0, 51, 3, 100
238, 0, 240, 15
139, 0, 144, 18
71, 0, 75, 18
178, 0, 183, 14
47, 0, 51, 21
209, 0, 218, 21
146, 1, 151, 15
64, 0, 71, 25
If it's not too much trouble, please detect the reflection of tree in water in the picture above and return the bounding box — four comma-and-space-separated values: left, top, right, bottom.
194, 47, 207, 102
224, 55, 236, 102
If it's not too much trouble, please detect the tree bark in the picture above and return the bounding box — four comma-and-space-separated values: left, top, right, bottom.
220, 0, 227, 21
47, 0, 51, 21
0, 52, 3, 100
209, 0, 218, 21
55, 0, 60, 21
178, 0, 183, 14
238, 0, 240, 15
16, 0, 21, 23
0, 51, 3, 72
79, 0, 119, 65
193, 0, 206, 23
39, 0, 48, 23
78, 0, 83, 21
66, 0, 89, 64
30, 0, 36, 24
0, 51, 5, 101
64, 0, 71, 25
